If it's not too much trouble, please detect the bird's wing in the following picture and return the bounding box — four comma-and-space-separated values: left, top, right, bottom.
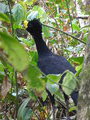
38, 55, 76, 75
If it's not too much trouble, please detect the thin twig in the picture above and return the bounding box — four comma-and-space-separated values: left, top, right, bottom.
42, 24, 86, 44
15, 71, 19, 117
7, 0, 14, 35
65, 0, 73, 33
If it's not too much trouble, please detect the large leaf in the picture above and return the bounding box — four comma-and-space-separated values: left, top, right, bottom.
62, 71, 77, 95
26, 64, 46, 92
0, 31, 29, 71
72, 24, 80, 31
33, 6, 47, 21
27, 6, 47, 21
12, 3, 25, 24
47, 74, 61, 83
17, 98, 33, 120
27, 11, 38, 20
46, 74, 61, 95
0, 12, 10, 23
46, 82, 59, 95
0, 3, 8, 13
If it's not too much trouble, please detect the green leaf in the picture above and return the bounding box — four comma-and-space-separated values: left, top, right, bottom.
0, 3, 8, 13
0, 31, 29, 71
72, 24, 80, 31
26, 64, 46, 91
0, 12, 10, 23
46, 74, 61, 95
42, 26, 50, 38
17, 98, 33, 120
27, 11, 38, 20
46, 82, 59, 95
32, 6, 47, 21
47, 74, 61, 83
62, 71, 77, 95
76, 64, 83, 76
42, 90, 48, 101
55, 90, 65, 102
12, 3, 25, 24
69, 106, 77, 112
69, 57, 84, 65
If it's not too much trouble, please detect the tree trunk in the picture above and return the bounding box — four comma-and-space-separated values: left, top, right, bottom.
77, 33, 90, 119
77, 0, 90, 119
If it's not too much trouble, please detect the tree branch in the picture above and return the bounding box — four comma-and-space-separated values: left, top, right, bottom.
42, 24, 86, 45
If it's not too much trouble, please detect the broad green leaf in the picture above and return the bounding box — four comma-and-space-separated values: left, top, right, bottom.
69, 57, 84, 65
72, 24, 80, 31
12, 3, 25, 24
46, 82, 59, 95
27, 11, 38, 20
46, 74, 61, 95
0, 12, 10, 23
0, 31, 29, 71
27, 6, 47, 21
0, 3, 8, 13
47, 74, 61, 83
76, 64, 83, 76
32, 6, 47, 21
62, 71, 77, 95
17, 98, 33, 120
55, 90, 65, 103
26, 64, 46, 91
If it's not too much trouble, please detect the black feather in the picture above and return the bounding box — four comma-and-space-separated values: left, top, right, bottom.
26, 19, 78, 105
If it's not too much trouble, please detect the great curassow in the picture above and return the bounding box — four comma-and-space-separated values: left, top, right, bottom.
24, 19, 78, 116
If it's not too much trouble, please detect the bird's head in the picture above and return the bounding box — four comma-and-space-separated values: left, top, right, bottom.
24, 19, 42, 36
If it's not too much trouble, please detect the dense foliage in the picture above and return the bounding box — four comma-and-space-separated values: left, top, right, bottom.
0, 0, 89, 119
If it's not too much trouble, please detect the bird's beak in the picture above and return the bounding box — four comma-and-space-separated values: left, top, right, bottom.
24, 20, 28, 28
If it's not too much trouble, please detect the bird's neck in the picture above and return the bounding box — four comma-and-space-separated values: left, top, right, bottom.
32, 34, 51, 56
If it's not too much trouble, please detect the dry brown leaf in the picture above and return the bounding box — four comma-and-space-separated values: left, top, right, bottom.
1, 76, 11, 98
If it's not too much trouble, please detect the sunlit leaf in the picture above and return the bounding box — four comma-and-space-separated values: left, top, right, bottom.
42, 90, 48, 101
0, 3, 8, 13
0, 12, 10, 23
12, 3, 25, 24
27, 11, 38, 20
46, 82, 59, 95
26, 64, 46, 92
69, 106, 77, 112
72, 24, 80, 31
62, 71, 77, 95
69, 57, 84, 65
0, 31, 29, 71
47, 74, 61, 83
46, 74, 61, 95
32, 6, 47, 21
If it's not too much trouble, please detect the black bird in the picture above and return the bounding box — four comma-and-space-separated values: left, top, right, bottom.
25, 19, 78, 106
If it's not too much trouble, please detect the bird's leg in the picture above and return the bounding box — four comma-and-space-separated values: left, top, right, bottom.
63, 93, 70, 119
52, 104, 56, 120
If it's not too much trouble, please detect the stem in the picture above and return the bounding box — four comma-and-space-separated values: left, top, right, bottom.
42, 24, 86, 44
65, 0, 73, 33
7, 0, 14, 35
15, 71, 19, 117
